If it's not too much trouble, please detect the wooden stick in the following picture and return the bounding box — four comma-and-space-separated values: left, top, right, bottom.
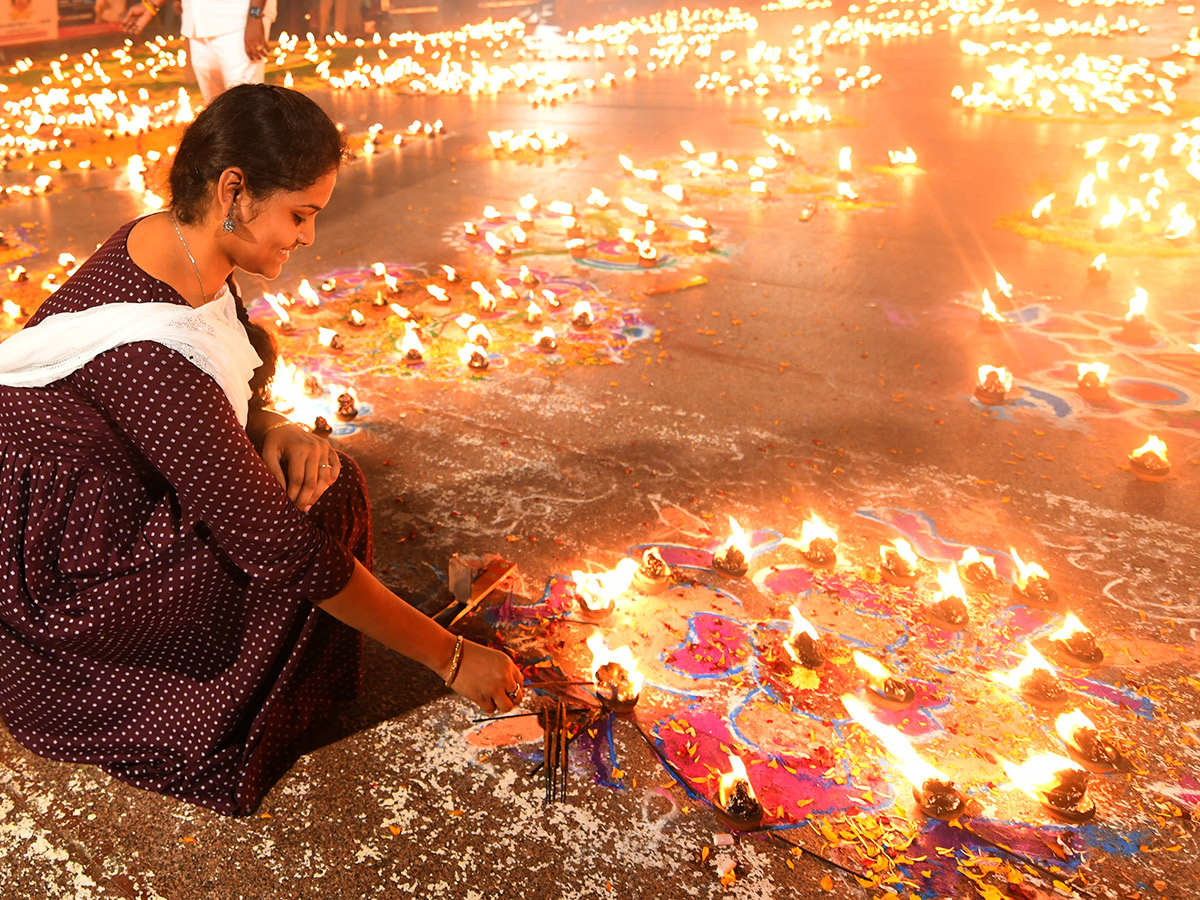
764, 830, 871, 882
558, 699, 568, 802
525, 680, 594, 688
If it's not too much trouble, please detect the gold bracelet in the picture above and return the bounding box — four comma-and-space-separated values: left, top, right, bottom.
264, 419, 297, 435
444, 635, 465, 687
141, 0, 159, 15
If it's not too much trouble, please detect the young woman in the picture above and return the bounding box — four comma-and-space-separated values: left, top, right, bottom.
0, 84, 521, 815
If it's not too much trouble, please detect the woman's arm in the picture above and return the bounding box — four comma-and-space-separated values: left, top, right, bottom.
319, 560, 523, 713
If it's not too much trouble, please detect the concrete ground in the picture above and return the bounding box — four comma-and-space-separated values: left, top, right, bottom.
1, 0, 1198, 898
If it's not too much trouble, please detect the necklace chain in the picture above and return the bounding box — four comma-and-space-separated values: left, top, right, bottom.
167, 209, 209, 305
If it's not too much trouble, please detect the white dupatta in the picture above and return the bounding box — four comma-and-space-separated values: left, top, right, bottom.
0, 286, 263, 425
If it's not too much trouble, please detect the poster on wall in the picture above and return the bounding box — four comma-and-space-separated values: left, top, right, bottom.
58, 0, 123, 39
0, 0, 57, 46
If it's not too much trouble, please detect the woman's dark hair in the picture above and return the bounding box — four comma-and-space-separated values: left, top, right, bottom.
169, 83, 346, 225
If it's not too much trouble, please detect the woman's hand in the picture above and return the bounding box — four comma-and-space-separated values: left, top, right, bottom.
449, 641, 524, 714
260, 423, 339, 512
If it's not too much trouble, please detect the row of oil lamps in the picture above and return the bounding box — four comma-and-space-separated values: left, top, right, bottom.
973, 266, 1179, 482
561, 513, 1116, 831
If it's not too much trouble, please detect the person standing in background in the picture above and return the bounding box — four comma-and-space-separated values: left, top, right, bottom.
124, 0, 276, 103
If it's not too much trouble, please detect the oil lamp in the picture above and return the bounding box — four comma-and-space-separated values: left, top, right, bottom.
519, 265, 539, 287
464, 222, 482, 242
792, 514, 837, 569
957, 548, 997, 589
571, 301, 594, 328
712, 516, 751, 577
1010, 549, 1058, 608
1086, 253, 1110, 285
335, 390, 358, 421
312, 417, 332, 437
587, 633, 643, 714
1076, 363, 1110, 403
681, 214, 712, 235
567, 238, 587, 259
853, 651, 914, 711
712, 754, 763, 831
992, 642, 1069, 711
1050, 614, 1103, 668
318, 328, 343, 353
974, 365, 1012, 405
637, 244, 658, 267
457, 342, 489, 371
1056, 710, 1120, 773
572, 559, 637, 623
978, 289, 1005, 330
926, 565, 970, 629
842, 695, 966, 819
533, 326, 557, 352
467, 323, 491, 349
782, 606, 823, 669
631, 547, 671, 594
263, 293, 294, 333
879, 538, 920, 586
484, 232, 510, 259
348, 308, 366, 329
688, 229, 711, 252
1119, 288, 1154, 344
1129, 435, 1169, 482
562, 215, 582, 240
1002, 754, 1095, 822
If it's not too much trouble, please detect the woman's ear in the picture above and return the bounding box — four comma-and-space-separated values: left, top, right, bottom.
215, 167, 246, 215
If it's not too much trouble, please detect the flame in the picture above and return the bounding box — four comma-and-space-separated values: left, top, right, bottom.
263, 292, 291, 325
1050, 614, 1089, 643
935, 564, 968, 602
958, 547, 995, 576
852, 650, 897, 690
426, 284, 449, 303
1031, 193, 1055, 219
662, 184, 685, 203
786, 605, 820, 644
979, 289, 1004, 323
1165, 203, 1196, 240
1076, 362, 1109, 385
371, 262, 387, 277
995, 271, 1013, 298
533, 325, 556, 345
349, 309, 365, 327
1131, 434, 1167, 462
467, 323, 491, 346
888, 147, 917, 165
1075, 173, 1096, 208
573, 558, 638, 611
1098, 196, 1126, 230
2, 299, 22, 318
1090, 253, 1106, 270
880, 538, 918, 568
836, 182, 857, 201
384, 273, 399, 293
586, 632, 644, 698
484, 232, 508, 255
622, 197, 649, 218
526, 300, 542, 322
977, 365, 1013, 392
587, 188, 610, 207
511, 225, 528, 245
1125, 287, 1148, 321
842, 694, 946, 788
716, 515, 751, 563
716, 753, 756, 807
441, 264, 458, 282
398, 322, 424, 357
1055, 710, 1097, 750
572, 300, 593, 322
838, 146, 852, 173
298, 279, 320, 307
548, 200, 574, 216
317, 327, 338, 348
991, 641, 1056, 691
1001, 752, 1084, 801
389, 303, 410, 320
798, 513, 837, 552
1010, 549, 1049, 590
483, 205, 501, 220
519, 193, 538, 212
456, 342, 487, 368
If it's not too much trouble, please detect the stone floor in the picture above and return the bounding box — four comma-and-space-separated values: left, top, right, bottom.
1, 0, 1198, 897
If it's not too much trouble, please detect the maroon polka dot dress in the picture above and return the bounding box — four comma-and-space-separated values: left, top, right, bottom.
0, 220, 373, 815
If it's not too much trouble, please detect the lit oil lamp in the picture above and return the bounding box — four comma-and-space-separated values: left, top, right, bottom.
319, 277, 336, 293
782, 606, 823, 669
842, 695, 966, 819
974, 365, 1013, 405
712, 754, 763, 831
926, 565, 970, 629
1050, 614, 1104, 668
572, 559, 638, 623
483, 205, 502, 222
484, 232, 511, 259
426, 285, 450, 304
587, 633, 643, 714
533, 326, 557, 352
637, 243, 658, 268
837, 146, 852, 176
441, 264, 460, 283
1030, 192, 1054, 223
1119, 288, 1154, 344
571, 301, 594, 329
879, 538, 920, 586
688, 229, 711, 252
335, 389, 358, 421
854, 651, 915, 711
348, 308, 366, 329
712, 516, 751, 577
1076, 362, 1110, 403
1129, 435, 1169, 482
519, 265, 539, 287
1010, 549, 1058, 609
992, 642, 1069, 711
318, 327, 343, 353
978, 289, 1005, 330
526, 300, 542, 324
303, 374, 323, 399
562, 215, 582, 240
681, 214, 712, 236
263, 292, 295, 333
631, 547, 671, 594
958, 548, 998, 589
567, 238, 587, 259
1002, 754, 1095, 822
464, 222, 482, 242
457, 342, 489, 371
791, 514, 837, 569
1056, 710, 1120, 774
467, 323, 491, 349
1086, 253, 1110, 285
798, 204, 816, 222
312, 417, 332, 438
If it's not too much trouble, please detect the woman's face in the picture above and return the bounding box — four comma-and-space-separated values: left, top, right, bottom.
234, 170, 337, 279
